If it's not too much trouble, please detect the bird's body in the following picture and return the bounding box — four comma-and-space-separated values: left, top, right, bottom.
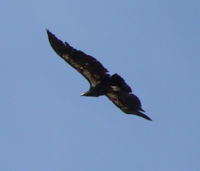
47, 30, 152, 121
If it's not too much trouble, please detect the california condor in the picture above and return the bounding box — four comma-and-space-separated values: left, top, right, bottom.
47, 30, 152, 121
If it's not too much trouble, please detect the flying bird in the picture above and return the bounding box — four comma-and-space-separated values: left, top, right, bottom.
47, 30, 152, 121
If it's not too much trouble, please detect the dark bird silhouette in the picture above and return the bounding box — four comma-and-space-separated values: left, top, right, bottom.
47, 30, 152, 121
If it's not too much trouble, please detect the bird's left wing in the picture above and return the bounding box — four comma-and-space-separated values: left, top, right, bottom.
106, 91, 130, 112
47, 30, 109, 86
106, 91, 152, 121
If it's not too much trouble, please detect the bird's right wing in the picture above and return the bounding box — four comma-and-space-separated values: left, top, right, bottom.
47, 30, 109, 86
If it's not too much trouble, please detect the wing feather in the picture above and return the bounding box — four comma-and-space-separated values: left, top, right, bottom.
106, 91, 130, 111
110, 74, 132, 92
106, 91, 151, 120
47, 30, 109, 86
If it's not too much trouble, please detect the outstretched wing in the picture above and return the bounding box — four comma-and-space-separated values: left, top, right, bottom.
106, 92, 130, 112
47, 30, 109, 86
106, 91, 152, 121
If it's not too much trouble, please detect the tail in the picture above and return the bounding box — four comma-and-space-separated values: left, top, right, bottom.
134, 111, 152, 121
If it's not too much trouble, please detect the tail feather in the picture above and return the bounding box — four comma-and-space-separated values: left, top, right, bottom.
135, 111, 152, 121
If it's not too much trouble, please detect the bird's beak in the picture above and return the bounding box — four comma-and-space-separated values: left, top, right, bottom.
80, 92, 88, 96
80, 91, 91, 96
80, 93, 85, 96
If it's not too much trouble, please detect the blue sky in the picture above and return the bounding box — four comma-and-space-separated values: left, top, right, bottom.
0, 0, 199, 170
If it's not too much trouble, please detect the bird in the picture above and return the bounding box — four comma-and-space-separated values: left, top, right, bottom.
47, 30, 152, 121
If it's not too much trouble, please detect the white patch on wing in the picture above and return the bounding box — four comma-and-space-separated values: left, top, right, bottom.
63, 54, 69, 60
111, 86, 120, 91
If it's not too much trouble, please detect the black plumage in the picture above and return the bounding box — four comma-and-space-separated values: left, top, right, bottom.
47, 30, 152, 121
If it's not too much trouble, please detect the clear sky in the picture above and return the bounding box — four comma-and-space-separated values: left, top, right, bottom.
0, 0, 199, 170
